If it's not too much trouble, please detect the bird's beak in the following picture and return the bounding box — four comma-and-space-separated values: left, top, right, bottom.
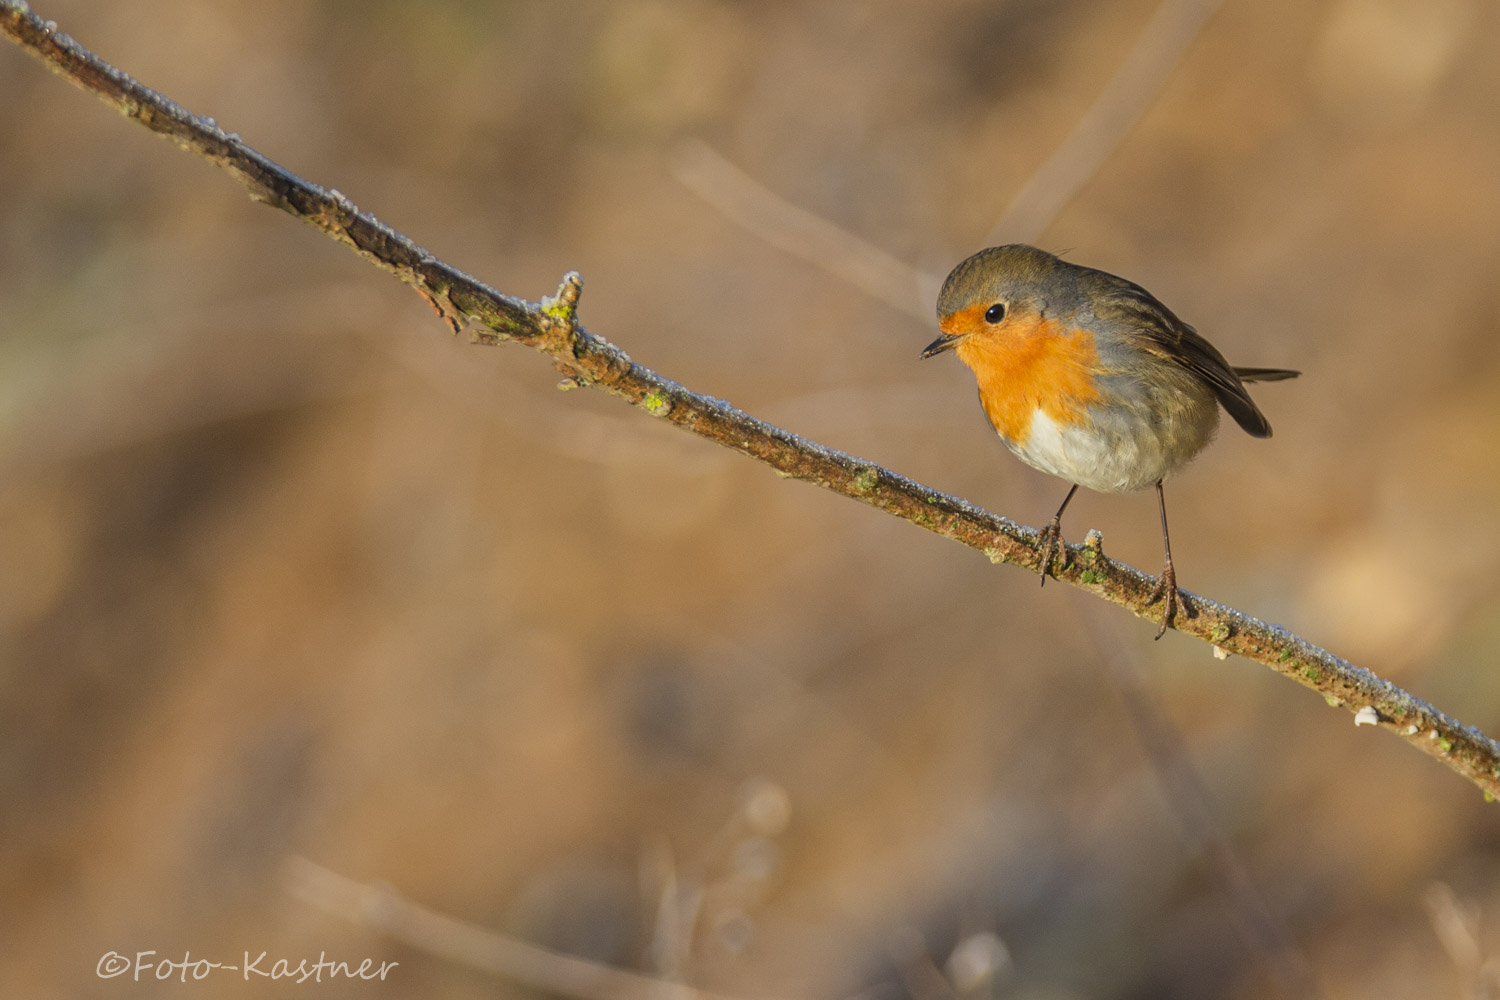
920, 332, 962, 359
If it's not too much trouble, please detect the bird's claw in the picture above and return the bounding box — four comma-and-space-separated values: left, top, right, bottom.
1147, 561, 1195, 639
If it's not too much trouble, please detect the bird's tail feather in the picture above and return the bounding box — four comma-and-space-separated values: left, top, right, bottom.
1233, 366, 1300, 382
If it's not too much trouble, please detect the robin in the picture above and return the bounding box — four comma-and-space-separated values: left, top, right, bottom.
920, 244, 1298, 637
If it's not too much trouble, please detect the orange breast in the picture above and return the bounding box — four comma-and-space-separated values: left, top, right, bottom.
945, 304, 1103, 445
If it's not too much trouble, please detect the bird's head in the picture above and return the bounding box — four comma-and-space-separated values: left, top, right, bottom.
921, 244, 1069, 360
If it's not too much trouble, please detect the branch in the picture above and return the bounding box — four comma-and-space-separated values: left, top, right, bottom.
4, 2, 1498, 799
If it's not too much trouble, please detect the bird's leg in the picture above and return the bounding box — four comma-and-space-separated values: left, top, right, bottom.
1146, 480, 1194, 638
1037, 484, 1079, 586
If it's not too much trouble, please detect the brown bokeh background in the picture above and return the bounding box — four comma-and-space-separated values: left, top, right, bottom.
4, 0, 1500, 996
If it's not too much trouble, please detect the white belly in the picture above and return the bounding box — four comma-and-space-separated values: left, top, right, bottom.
1003, 408, 1213, 494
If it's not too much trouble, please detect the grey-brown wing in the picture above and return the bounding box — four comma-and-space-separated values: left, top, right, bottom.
1085, 270, 1279, 438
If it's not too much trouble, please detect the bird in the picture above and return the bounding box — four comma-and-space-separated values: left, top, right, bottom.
920, 244, 1298, 638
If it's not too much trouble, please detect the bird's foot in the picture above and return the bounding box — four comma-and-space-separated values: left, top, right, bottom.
1147, 560, 1195, 639
1037, 517, 1067, 586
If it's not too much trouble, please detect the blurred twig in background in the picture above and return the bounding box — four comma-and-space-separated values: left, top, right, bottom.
671, 140, 938, 321
290, 781, 801, 999
288, 857, 761, 1000
672, 0, 1229, 295
1080, 605, 1319, 997
984, 0, 1228, 244
1426, 883, 1500, 1000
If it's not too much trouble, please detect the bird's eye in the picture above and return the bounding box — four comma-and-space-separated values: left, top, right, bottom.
984, 303, 1006, 323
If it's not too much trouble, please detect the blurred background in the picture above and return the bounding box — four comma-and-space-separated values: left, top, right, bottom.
4, 0, 1500, 996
